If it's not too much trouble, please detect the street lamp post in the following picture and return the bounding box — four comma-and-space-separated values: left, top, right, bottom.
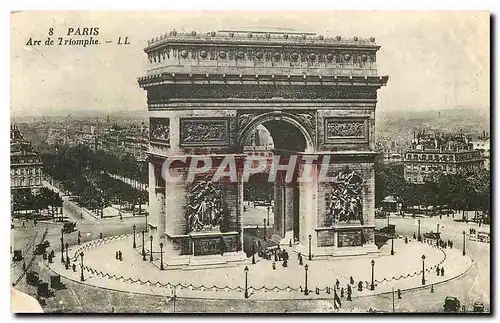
308, 234, 312, 261
263, 219, 267, 242
60, 229, 65, 263
370, 260, 375, 290
60, 237, 65, 264
387, 213, 390, 227
391, 236, 394, 255
421, 255, 426, 285
417, 219, 421, 241
142, 231, 146, 261
65, 242, 69, 264
267, 206, 270, 225
150, 235, 154, 262
80, 252, 84, 282
252, 238, 256, 264
160, 242, 164, 270
244, 266, 249, 299
462, 231, 466, 256
304, 264, 309, 295
145, 213, 148, 233
133, 225, 137, 249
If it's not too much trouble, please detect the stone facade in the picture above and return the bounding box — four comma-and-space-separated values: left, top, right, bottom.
138, 30, 388, 264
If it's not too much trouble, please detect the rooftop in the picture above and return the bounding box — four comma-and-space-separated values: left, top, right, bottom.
145, 29, 378, 50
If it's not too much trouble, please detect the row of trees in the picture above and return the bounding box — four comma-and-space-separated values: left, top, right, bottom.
375, 161, 490, 217
41, 145, 147, 217
12, 187, 63, 217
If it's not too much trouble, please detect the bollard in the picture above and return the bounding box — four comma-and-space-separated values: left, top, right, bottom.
430, 285, 434, 293
289, 239, 292, 247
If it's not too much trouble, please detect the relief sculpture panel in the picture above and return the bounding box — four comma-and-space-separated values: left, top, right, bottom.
325, 168, 364, 226
185, 180, 230, 234
180, 118, 230, 146
149, 117, 170, 144
324, 118, 368, 144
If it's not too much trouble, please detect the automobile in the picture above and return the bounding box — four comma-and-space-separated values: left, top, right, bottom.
34, 242, 49, 255
379, 224, 395, 235
254, 200, 272, 207
12, 250, 23, 262
477, 232, 490, 243
423, 232, 440, 240
62, 222, 77, 233
443, 297, 461, 312
26, 271, 40, 286
473, 302, 485, 312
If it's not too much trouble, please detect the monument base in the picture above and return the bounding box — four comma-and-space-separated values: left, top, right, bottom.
293, 243, 379, 259
165, 251, 248, 270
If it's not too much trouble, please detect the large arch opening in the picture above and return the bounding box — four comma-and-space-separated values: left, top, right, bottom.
240, 115, 312, 255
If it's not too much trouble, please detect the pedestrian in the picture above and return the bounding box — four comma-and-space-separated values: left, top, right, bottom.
80, 212, 83, 219
22, 261, 26, 272
347, 285, 352, 301
358, 281, 363, 292
397, 289, 402, 299
298, 253, 303, 266
100, 233, 103, 239
350, 276, 354, 285
336, 279, 340, 289
441, 267, 444, 276
413, 232, 416, 239
72, 263, 76, 272
282, 258, 288, 267
22, 221, 25, 228
340, 287, 344, 298
115, 251, 119, 260
118, 251, 123, 261
257, 240, 261, 249
436, 265, 440, 276
450, 241, 453, 249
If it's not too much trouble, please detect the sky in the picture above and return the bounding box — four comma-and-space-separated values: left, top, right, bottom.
10, 11, 490, 117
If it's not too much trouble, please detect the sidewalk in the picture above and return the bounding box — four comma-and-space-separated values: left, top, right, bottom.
47, 235, 472, 301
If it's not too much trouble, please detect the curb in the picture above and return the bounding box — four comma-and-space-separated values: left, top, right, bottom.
46, 235, 473, 302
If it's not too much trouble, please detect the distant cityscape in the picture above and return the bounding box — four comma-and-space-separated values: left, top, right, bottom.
10, 108, 490, 198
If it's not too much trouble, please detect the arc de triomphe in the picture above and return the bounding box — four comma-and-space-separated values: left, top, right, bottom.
138, 30, 388, 266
